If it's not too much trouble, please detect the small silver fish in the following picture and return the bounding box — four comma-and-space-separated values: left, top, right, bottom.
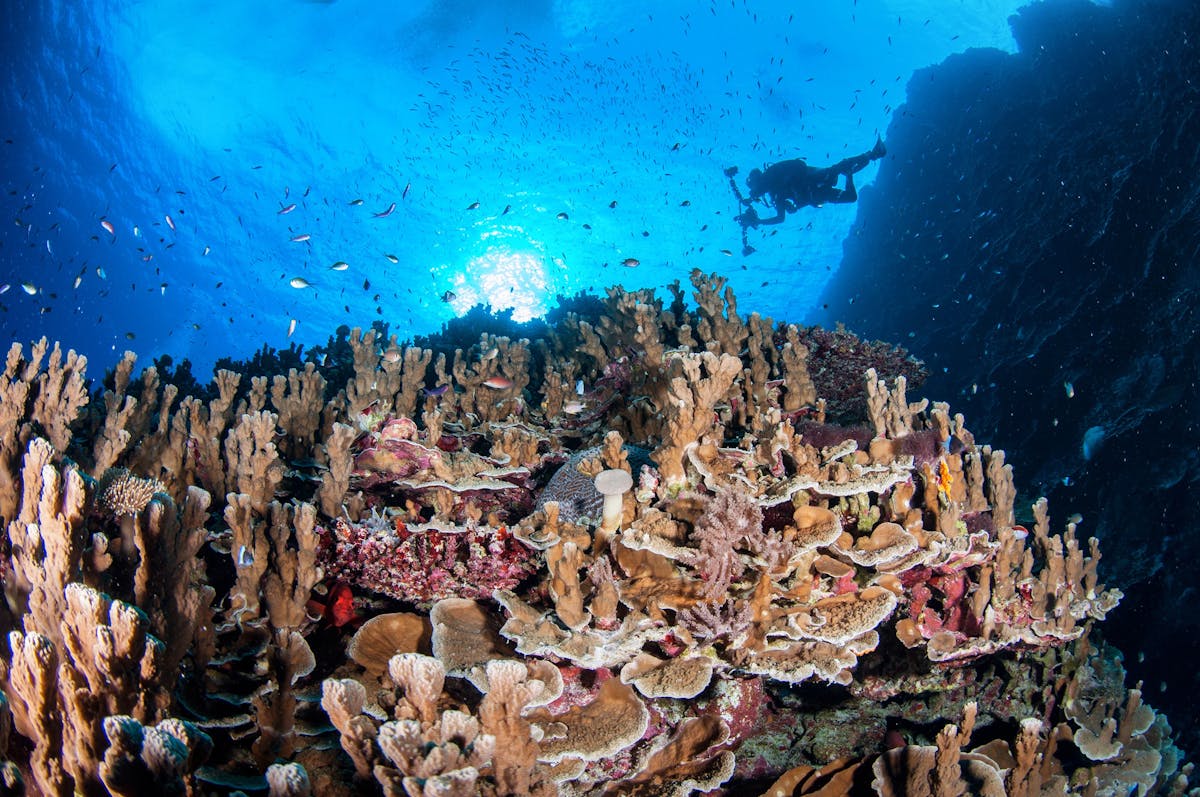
290, 277, 311, 289
236, 545, 254, 567
21, 282, 36, 295
288, 318, 297, 337
330, 261, 349, 271
1063, 381, 1074, 398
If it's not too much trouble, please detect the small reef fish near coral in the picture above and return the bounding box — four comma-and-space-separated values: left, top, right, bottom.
0, 269, 1193, 796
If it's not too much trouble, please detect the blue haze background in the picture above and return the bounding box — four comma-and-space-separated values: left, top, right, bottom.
1, 0, 1024, 375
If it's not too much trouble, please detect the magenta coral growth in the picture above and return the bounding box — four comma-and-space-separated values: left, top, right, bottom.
678, 599, 753, 644
793, 420, 873, 451
901, 565, 986, 644
890, 428, 946, 469
317, 516, 539, 608
788, 325, 928, 421
686, 489, 764, 602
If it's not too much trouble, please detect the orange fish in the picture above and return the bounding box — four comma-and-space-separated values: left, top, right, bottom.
304, 582, 360, 628
483, 376, 513, 390
100, 219, 115, 236
329, 586, 357, 626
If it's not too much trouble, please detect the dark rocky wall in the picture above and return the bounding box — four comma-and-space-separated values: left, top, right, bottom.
818, 0, 1200, 755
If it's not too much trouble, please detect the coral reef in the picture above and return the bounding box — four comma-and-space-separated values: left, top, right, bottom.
0, 271, 1194, 795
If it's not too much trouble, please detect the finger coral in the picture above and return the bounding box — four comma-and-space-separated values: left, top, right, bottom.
0, 273, 1193, 797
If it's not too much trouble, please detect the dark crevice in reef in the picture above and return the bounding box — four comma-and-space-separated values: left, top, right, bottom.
819, 0, 1200, 758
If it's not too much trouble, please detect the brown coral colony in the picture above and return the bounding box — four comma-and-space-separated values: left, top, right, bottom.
0, 270, 1191, 796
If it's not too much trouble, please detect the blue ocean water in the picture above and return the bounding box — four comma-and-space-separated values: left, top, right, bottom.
1, 0, 1028, 377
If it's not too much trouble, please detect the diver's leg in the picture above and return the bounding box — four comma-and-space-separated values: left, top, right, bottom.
831, 139, 886, 175
832, 172, 858, 203
831, 152, 872, 176
812, 167, 838, 188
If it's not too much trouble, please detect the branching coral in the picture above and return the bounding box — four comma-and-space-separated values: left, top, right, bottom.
653, 351, 743, 488
99, 715, 213, 797
0, 273, 1191, 796
6, 438, 90, 649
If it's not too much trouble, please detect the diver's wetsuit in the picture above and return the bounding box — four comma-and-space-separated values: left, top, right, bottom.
741, 141, 883, 227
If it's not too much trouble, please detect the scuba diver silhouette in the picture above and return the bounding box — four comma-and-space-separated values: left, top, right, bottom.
728, 137, 886, 245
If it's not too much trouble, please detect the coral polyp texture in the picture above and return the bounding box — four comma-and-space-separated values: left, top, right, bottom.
0, 270, 1193, 796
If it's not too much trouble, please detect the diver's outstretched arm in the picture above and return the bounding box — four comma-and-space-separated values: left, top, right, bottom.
737, 204, 784, 228
755, 207, 788, 225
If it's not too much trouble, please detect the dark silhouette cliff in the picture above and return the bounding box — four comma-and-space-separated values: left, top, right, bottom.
819, 0, 1200, 755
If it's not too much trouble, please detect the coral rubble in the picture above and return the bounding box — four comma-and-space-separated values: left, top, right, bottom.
0, 270, 1193, 795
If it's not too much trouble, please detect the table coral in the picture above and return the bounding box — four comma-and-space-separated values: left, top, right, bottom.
0, 274, 1195, 797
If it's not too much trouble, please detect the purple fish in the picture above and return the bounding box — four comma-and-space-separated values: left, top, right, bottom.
422, 384, 450, 397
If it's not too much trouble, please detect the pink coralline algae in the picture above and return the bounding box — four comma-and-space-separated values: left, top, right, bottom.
905, 568, 982, 639
789, 325, 928, 420
317, 515, 540, 607
351, 415, 538, 522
